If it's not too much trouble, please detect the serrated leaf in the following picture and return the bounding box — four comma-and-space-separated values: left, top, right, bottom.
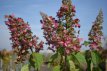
21, 64, 29, 71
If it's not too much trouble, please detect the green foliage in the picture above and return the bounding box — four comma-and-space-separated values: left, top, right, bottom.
50, 53, 59, 62
49, 53, 61, 66
85, 50, 91, 71
29, 52, 43, 70
1, 0, 105, 71
57, 47, 64, 55
68, 60, 79, 71
21, 64, 29, 71
91, 51, 102, 71
83, 41, 90, 46
52, 65, 60, 71
71, 52, 87, 71
85, 50, 102, 71
91, 51, 101, 66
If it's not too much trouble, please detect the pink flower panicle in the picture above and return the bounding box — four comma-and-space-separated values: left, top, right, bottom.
40, 0, 81, 54
88, 10, 103, 50
5, 15, 44, 63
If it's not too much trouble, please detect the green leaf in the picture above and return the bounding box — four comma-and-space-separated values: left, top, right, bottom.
50, 53, 58, 62
21, 64, 29, 71
52, 65, 60, 71
85, 50, 102, 71
85, 50, 91, 71
83, 41, 90, 46
69, 60, 79, 71
49, 53, 61, 67
71, 52, 87, 71
29, 52, 43, 70
91, 51, 101, 67
57, 47, 64, 55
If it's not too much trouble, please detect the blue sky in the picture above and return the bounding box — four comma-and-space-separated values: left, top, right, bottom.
0, 0, 107, 50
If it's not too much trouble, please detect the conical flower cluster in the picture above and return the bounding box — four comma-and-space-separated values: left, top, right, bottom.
5, 15, 44, 63
40, 0, 82, 54
88, 10, 103, 50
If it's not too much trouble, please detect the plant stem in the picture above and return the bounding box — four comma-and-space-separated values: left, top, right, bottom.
60, 54, 63, 70
63, 49, 67, 71
36, 68, 38, 71
30, 47, 33, 53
